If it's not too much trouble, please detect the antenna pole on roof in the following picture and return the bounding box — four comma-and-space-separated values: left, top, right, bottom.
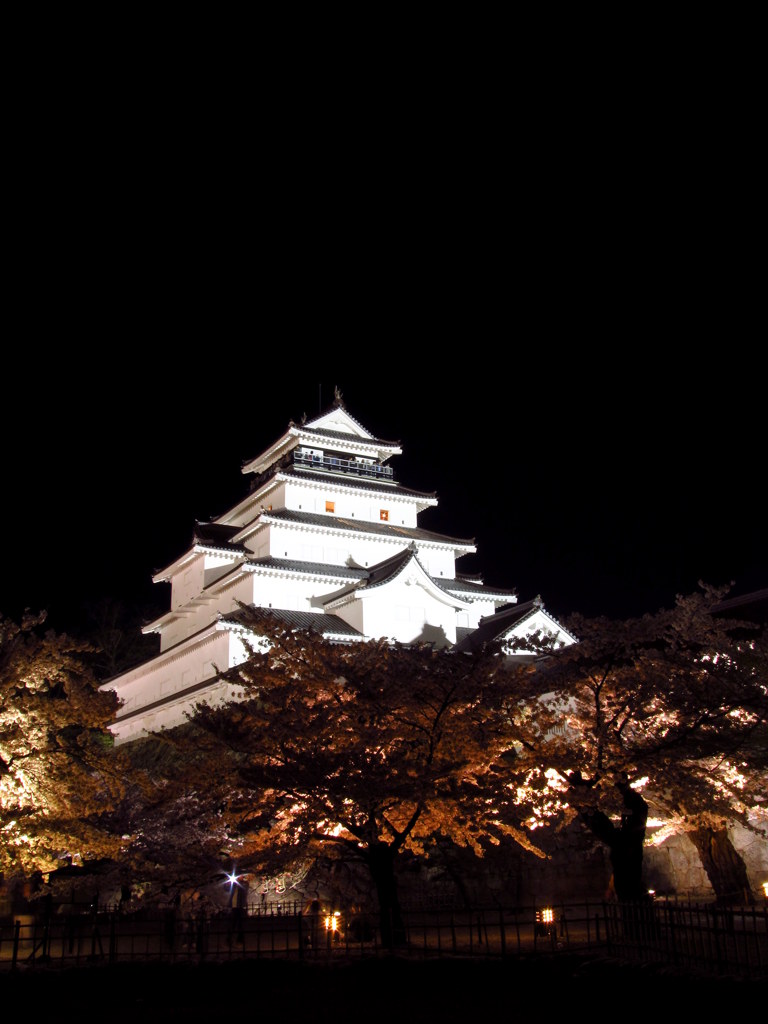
319, 383, 322, 414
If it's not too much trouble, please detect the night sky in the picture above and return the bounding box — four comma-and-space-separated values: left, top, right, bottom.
2, 365, 764, 638
5, 35, 763, 642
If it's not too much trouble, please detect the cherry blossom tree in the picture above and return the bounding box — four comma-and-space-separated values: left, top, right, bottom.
0, 611, 124, 881
150, 608, 540, 945
511, 584, 768, 904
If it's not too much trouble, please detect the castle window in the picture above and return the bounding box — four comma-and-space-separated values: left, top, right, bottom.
326, 501, 335, 513
380, 509, 389, 521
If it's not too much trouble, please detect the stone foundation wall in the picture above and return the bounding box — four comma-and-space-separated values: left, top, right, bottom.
464, 817, 768, 906
645, 819, 768, 900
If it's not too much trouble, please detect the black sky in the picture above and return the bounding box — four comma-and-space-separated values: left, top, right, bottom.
2, 365, 764, 638
4, 79, 763, 636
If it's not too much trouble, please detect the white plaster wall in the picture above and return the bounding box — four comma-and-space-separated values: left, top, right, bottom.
215, 577, 258, 617
262, 524, 373, 569
203, 553, 242, 588
159, 575, 252, 650
284, 479, 417, 528
111, 679, 245, 745
249, 533, 271, 559
331, 600, 365, 635
419, 548, 458, 580
246, 518, 459, 583
109, 629, 258, 745
248, 572, 317, 612
161, 617, 192, 652
170, 555, 205, 610
218, 482, 285, 530
161, 607, 210, 651
457, 600, 497, 629
107, 630, 234, 738
260, 480, 286, 512
505, 611, 576, 652
346, 581, 458, 646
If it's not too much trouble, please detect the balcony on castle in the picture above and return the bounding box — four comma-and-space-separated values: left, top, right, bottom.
294, 450, 394, 480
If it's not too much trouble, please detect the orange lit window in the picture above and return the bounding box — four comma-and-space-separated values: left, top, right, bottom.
380, 509, 389, 521
326, 501, 335, 513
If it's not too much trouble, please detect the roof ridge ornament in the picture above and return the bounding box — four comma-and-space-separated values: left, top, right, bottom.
333, 385, 344, 408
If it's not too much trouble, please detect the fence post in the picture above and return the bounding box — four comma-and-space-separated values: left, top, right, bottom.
11, 918, 20, 970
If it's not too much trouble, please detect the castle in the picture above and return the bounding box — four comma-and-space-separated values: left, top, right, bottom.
101, 393, 575, 744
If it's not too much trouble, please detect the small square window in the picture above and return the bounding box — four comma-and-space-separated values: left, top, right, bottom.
326, 501, 335, 513
380, 509, 389, 521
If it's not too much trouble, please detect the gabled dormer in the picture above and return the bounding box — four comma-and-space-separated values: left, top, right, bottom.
240, 395, 402, 485
316, 545, 471, 647
454, 596, 577, 656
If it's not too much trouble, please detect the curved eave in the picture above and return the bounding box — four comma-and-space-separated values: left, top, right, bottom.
152, 542, 247, 584
233, 508, 476, 556
367, 554, 473, 609
109, 676, 237, 727
300, 406, 402, 453
145, 562, 253, 633
241, 418, 403, 477
437, 580, 518, 604
100, 621, 224, 690
506, 602, 578, 646
241, 430, 299, 476
219, 472, 437, 533
322, 550, 473, 614
215, 480, 283, 529
501, 610, 579, 651
220, 608, 365, 643
294, 428, 401, 463
243, 558, 367, 585
279, 468, 437, 507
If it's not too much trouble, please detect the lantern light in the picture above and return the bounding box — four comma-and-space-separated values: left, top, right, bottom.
535, 906, 555, 936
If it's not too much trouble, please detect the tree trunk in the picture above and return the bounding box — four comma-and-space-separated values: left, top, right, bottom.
579, 782, 649, 902
363, 842, 407, 948
688, 825, 754, 905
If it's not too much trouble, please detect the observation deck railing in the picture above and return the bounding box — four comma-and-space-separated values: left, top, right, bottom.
294, 451, 393, 480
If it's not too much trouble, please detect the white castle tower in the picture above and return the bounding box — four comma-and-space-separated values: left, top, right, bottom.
102, 392, 574, 744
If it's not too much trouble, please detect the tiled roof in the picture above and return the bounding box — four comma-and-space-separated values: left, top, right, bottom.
222, 606, 363, 639
364, 547, 418, 589
453, 598, 545, 653
245, 557, 367, 581
280, 465, 436, 500
297, 424, 400, 449
359, 547, 509, 601
193, 521, 248, 552
435, 576, 518, 600
262, 508, 475, 547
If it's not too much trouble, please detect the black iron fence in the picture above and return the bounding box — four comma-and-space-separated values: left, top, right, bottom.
2, 898, 766, 980
602, 897, 767, 980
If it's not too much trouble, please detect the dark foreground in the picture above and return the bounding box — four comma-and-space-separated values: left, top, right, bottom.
3, 953, 764, 1021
